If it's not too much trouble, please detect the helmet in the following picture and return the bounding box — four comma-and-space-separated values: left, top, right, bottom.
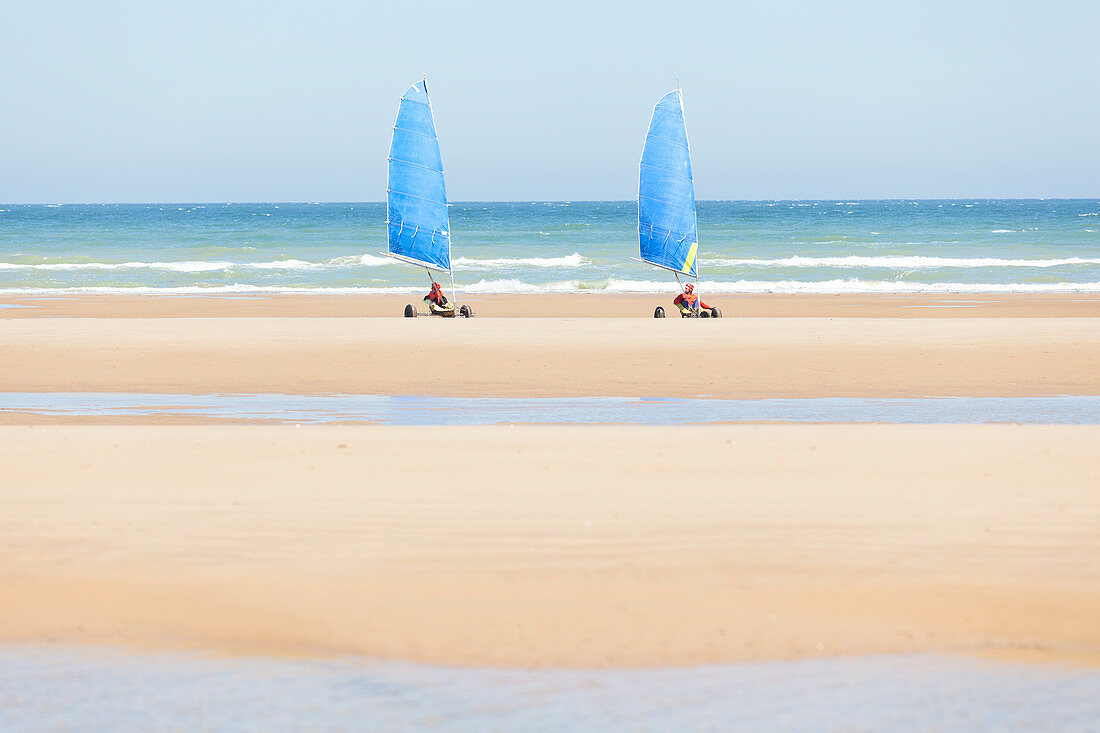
684, 283, 694, 294
431, 282, 441, 290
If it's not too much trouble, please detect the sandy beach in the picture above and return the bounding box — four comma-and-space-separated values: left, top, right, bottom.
2, 292, 1100, 319
1, 424, 1098, 667
6, 1, 1099, 724
1, 294, 1098, 667
1, 294, 1099, 399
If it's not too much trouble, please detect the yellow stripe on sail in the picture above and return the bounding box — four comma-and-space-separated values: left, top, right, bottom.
681, 241, 698, 274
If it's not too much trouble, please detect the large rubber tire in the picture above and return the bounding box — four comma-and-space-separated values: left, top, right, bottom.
700, 309, 710, 318
403, 304, 417, 318
711, 307, 722, 318
654, 306, 665, 318
459, 304, 472, 318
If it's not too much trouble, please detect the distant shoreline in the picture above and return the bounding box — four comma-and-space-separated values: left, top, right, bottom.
3, 198, 1099, 206
2, 298, 1098, 398
2, 292, 1099, 320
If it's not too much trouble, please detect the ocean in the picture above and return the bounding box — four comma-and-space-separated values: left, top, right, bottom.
1, 200, 1098, 295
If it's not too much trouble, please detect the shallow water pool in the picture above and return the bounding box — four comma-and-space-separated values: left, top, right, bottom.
2, 393, 1099, 425
0, 646, 1096, 732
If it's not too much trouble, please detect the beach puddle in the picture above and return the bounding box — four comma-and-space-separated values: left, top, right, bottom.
0, 646, 1096, 731
2, 393, 1099, 424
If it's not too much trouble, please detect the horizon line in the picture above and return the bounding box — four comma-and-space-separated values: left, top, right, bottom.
3, 197, 1099, 207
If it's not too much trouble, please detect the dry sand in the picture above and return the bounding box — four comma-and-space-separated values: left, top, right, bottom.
1, 424, 1097, 667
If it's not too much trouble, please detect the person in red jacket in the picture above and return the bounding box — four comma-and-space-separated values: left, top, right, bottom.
424, 281, 454, 315
673, 282, 709, 316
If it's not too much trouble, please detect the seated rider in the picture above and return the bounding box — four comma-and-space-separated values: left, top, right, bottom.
673, 282, 710, 316
424, 281, 454, 314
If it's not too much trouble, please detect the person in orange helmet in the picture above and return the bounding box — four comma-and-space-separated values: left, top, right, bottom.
672, 282, 710, 316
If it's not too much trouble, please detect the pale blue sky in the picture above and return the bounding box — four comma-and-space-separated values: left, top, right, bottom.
2, 0, 1097, 202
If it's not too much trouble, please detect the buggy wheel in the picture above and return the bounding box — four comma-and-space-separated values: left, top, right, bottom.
700, 309, 710, 318
653, 306, 665, 318
711, 307, 722, 318
403, 304, 417, 318
459, 304, 472, 318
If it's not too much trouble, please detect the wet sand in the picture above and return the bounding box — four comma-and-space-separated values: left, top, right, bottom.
1, 292, 1100, 319
1, 315, 1098, 398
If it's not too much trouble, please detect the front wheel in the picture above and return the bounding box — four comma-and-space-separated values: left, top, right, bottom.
710, 307, 722, 318
654, 306, 666, 318
700, 309, 710, 318
459, 304, 472, 318
403, 304, 417, 318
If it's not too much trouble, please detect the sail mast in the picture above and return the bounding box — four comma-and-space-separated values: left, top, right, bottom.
420, 74, 458, 308
678, 84, 701, 309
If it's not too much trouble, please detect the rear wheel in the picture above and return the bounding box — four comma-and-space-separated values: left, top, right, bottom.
459, 304, 472, 318
654, 306, 665, 318
711, 307, 722, 318
403, 304, 417, 318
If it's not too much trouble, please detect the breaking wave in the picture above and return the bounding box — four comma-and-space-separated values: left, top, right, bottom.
703, 256, 1100, 269
452, 253, 589, 269
0, 252, 594, 273
0, 255, 395, 272
4, 279, 1099, 296
9, 253, 1094, 274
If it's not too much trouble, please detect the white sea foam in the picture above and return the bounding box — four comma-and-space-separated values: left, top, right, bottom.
458, 278, 586, 293
244, 259, 320, 270
0, 254, 401, 273
0, 284, 428, 296
603, 279, 1100, 294
702, 256, 1100, 269
17, 252, 1092, 274
0, 260, 235, 272
4, 279, 1099, 296
326, 254, 397, 267
990, 229, 1015, 233
453, 253, 589, 269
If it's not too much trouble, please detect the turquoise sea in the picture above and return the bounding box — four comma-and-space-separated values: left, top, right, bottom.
1, 200, 1098, 294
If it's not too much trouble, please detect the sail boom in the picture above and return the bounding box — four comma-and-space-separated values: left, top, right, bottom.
629, 256, 696, 276
380, 251, 451, 274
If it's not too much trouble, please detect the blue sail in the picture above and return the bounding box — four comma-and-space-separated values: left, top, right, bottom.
387, 80, 451, 272
638, 90, 698, 277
